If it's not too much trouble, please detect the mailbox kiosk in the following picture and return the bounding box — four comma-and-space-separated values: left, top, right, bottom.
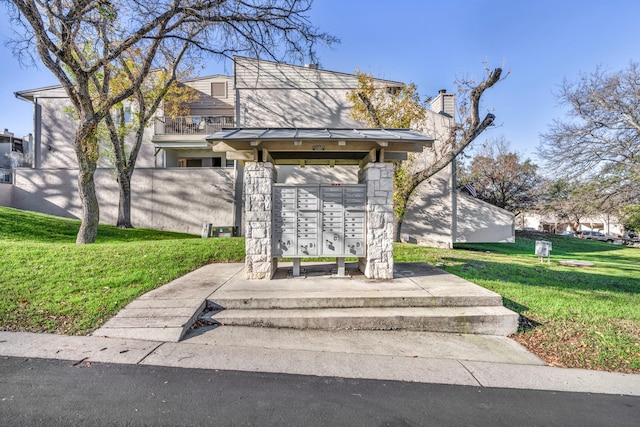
273, 184, 367, 276
206, 127, 434, 280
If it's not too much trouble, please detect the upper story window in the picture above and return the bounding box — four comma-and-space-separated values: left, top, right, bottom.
386, 86, 402, 95
124, 106, 132, 124
211, 82, 227, 98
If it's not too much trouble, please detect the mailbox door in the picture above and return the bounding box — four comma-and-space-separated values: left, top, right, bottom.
274, 233, 296, 257
298, 237, 318, 256
322, 211, 344, 256
345, 238, 365, 256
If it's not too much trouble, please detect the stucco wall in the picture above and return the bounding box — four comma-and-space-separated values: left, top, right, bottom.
237, 88, 364, 128
276, 165, 359, 184
399, 167, 454, 248
37, 98, 160, 170
456, 193, 515, 243
38, 98, 77, 170
12, 168, 236, 234
0, 183, 12, 206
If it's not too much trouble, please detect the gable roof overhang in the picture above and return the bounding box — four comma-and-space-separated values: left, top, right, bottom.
206, 128, 433, 166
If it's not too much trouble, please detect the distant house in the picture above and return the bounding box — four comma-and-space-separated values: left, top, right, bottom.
0, 129, 30, 183
517, 212, 625, 237
4, 57, 513, 246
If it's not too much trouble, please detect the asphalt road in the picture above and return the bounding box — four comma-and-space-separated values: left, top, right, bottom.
1, 357, 638, 426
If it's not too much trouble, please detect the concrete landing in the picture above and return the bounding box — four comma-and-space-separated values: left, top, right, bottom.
93, 261, 519, 342
207, 261, 518, 336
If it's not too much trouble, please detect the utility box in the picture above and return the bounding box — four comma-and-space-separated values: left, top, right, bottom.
535, 240, 552, 263
201, 223, 212, 238
273, 184, 366, 258
211, 226, 238, 238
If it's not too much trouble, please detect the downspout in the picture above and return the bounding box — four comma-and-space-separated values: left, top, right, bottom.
450, 159, 457, 248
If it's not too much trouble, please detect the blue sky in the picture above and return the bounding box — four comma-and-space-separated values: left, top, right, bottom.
1, 0, 639, 159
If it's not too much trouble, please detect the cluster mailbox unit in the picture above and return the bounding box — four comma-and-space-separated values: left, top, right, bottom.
273, 184, 367, 276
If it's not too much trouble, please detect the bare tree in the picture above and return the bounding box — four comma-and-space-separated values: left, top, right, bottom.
348, 66, 504, 240
4, 0, 335, 243
539, 62, 640, 204
458, 136, 540, 215
537, 178, 596, 232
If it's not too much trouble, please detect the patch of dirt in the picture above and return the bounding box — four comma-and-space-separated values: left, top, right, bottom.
512, 321, 640, 374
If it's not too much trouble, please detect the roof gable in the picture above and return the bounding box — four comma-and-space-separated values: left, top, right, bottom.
234, 56, 404, 90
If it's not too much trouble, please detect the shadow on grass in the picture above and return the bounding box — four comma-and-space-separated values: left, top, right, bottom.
0, 206, 195, 243
443, 256, 640, 295
503, 297, 541, 332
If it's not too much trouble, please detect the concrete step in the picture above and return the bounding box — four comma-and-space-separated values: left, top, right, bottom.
211, 293, 504, 309
207, 306, 519, 336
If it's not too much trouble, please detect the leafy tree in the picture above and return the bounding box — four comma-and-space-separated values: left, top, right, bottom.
458, 137, 540, 215
619, 205, 640, 232
346, 71, 428, 227
102, 62, 198, 228
4, 0, 335, 243
539, 62, 640, 207
347, 66, 503, 240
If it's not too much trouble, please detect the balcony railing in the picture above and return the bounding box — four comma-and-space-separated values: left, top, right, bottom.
154, 116, 234, 135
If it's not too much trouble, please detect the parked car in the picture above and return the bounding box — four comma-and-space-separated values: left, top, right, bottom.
577, 230, 616, 243
558, 231, 574, 236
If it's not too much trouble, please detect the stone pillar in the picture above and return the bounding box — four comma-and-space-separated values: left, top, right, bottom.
358, 162, 394, 279
244, 162, 276, 279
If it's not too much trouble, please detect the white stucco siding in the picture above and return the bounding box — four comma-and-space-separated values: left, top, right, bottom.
234, 57, 402, 129
39, 98, 77, 170
0, 183, 12, 206
237, 88, 364, 128
235, 57, 371, 90
400, 167, 454, 248
12, 168, 236, 234
183, 75, 235, 116
456, 193, 515, 243
276, 165, 359, 184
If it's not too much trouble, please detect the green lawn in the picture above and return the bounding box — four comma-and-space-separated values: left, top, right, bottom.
0, 207, 244, 334
1, 207, 638, 373
395, 234, 640, 373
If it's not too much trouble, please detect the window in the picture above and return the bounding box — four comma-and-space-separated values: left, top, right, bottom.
386, 86, 402, 95
124, 106, 132, 123
211, 82, 227, 98
178, 158, 203, 168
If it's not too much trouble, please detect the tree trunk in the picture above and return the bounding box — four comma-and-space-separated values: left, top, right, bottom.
76, 162, 100, 244
395, 219, 403, 243
117, 170, 134, 228
74, 124, 100, 244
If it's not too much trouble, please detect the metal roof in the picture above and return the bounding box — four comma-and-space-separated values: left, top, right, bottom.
205, 128, 433, 166
207, 128, 433, 143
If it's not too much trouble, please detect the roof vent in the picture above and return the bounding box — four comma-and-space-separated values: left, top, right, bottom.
305, 63, 319, 69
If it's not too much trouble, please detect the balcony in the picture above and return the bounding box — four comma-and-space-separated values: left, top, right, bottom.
154, 116, 234, 136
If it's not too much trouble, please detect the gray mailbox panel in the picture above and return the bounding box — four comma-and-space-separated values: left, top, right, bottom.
273, 184, 366, 258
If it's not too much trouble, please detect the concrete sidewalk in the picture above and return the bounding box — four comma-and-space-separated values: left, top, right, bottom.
1, 262, 639, 396
2, 328, 639, 396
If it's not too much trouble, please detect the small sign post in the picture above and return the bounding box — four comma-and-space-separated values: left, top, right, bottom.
535, 240, 552, 263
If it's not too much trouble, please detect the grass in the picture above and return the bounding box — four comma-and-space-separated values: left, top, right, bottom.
1, 207, 639, 373
0, 207, 244, 335
394, 233, 640, 373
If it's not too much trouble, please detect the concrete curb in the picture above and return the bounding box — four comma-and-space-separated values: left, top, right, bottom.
1, 329, 639, 396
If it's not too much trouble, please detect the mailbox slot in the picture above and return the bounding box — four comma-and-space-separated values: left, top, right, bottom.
272, 184, 366, 259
